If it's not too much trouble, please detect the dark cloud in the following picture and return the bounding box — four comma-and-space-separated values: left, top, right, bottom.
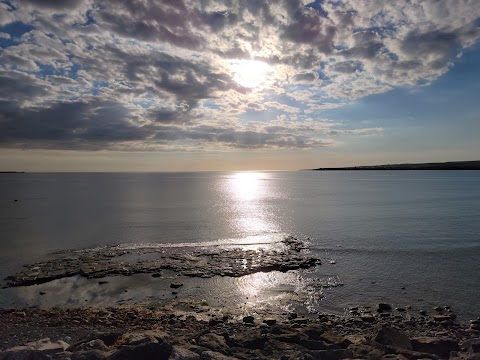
97, 0, 205, 50
0, 99, 150, 149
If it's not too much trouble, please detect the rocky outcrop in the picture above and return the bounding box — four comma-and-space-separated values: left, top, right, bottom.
3, 237, 320, 287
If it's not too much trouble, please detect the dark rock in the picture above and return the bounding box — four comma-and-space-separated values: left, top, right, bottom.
109, 340, 172, 360
434, 307, 443, 312
419, 310, 428, 316
199, 351, 239, 360
151, 273, 161, 278
71, 349, 110, 360
230, 331, 266, 350
304, 325, 325, 340
378, 303, 393, 312
0, 350, 52, 360
263, 318, 276, 326
170, 282, 183, 289
197, 334, 228, 353
39, 292, 46, 296
319, 332, 352, 349
169, 346, 201, 360
373, 326, 412, 350
411, 337, 459, 358
242, 316, 254, 324
98, 281, 108, 285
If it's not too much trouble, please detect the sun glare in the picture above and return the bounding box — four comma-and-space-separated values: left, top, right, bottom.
231, 60, 271, 88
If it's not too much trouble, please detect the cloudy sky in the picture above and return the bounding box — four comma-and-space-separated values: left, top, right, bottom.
0, 0, 479, 171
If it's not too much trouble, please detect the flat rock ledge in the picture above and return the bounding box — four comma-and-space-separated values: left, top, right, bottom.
3, 237, 320, 288
1, 306, 480, 360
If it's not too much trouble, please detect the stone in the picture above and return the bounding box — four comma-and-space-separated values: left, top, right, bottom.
109, 340, 172, 360
411, 337, 459, 358
373, 326, 412, 350
199, 351, 239, 360
263, 318, 276, 326
170, 282, 183, 289
98, 281, 108, 285
242, 316, 254, 324
197, 334, 228, 353
0, 350, 53, 359
151, 273, 161, 278
230, 331, 266, 350
433, 315, 451, 322
378, 303, 393, 312
169, 346, 201, 360
71, 349, 110, 360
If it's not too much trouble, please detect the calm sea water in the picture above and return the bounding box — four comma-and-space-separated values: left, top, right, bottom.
1, 171, 479, 320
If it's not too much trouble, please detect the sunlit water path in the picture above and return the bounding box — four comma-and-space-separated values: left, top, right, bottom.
1, 171, 479, 321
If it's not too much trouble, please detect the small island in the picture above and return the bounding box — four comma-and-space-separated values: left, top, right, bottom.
312, 160, 480, 171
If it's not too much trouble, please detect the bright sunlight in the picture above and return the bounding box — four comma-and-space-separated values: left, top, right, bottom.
230, 59, 271, 88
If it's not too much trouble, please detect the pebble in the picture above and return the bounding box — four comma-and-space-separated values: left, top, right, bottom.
243, 315, 254, 324
170, 282, 183, 289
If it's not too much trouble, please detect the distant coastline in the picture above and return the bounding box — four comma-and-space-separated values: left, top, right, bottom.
0, 171, 25, 173
312, 160, 480, 171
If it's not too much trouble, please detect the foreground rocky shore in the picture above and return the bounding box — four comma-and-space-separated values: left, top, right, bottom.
1, 304, 479, 360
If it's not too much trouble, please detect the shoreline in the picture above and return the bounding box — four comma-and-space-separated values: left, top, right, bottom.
1, 303, 479, 359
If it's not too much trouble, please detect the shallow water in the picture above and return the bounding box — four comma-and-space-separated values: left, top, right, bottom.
1, 171, 479, 320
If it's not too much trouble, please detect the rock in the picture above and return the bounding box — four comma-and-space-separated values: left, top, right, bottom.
378, 303, 393, 312
109, 340, 172, 360
395, 308, 406, 312
74, 340, 109, 352
6, 338, 70, 356
242, 316, 254, 324
197, 334, 228, 353
361, 315, 376, 323
116, 330, 168, 346
434, 307, 443, 312
71, 349, 110, 360
169, 346, 201, 360
170, 282, 183, 289
411, 337, 459, 358
230, 331, 266, 350
419, 310, 428, 316
382, 355, 409, 360
373, 326, 412, 350
0, 350, 53, 359
39, 292, 46, 296
263, 318, 276, 326
319, 332, 352, 349
98, 281, 108, 285
292, 317, 309, 324
304, 325, 325, 340
199, 351, 239, 360
151, 273, 161, 278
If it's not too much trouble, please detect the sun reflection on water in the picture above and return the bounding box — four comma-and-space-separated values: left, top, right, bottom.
223, 172, 280, 236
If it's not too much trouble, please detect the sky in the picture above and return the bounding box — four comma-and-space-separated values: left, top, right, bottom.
0, 0, 479, 171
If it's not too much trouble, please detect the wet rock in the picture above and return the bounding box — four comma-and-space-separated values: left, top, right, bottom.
71, 349, 110, 360
170, 282, 183, 289
373, 325, 412, 350
98, 281, 108, 285
151, 273, 162, 278
0, 350, 53, 359
411, 337, 459, 358
263, 318, 276, 326
5, 338, 70, 356
197, 334, 228, 353
199, 351, 239, 360
378, 303, 393, 312
242, 316, 254, 324
169, 346, 201, 360
109, 338, 172, 360
319, 332, 352, 349
230, 331, 266, 350
361, 315, 376, 323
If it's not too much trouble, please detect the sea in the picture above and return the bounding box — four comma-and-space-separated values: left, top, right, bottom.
1, 171, 479, 321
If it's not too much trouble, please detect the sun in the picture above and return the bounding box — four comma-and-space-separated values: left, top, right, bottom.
231, 60, 271, 89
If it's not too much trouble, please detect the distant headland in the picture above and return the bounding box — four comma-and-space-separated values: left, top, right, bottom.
312, 160, 480, 171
